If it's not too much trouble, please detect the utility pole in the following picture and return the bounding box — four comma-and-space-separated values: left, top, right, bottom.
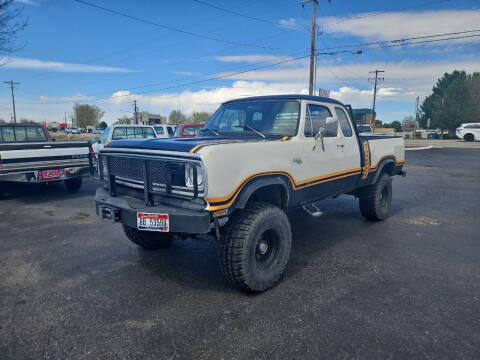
368, 70, 384, 128
133, 100, 138, 125
301, 0, 317, 95
414, 96, 419, 140
4, 80, 19, 123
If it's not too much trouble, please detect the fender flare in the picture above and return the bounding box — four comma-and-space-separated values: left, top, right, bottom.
372, 158, 395, 183
234, 175, 291, 210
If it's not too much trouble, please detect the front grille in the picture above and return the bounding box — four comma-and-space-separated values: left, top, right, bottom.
99, 153, 202, 202
108, 156, 145, 181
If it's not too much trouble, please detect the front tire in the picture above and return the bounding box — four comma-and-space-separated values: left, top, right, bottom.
219, 202, 292, 293
64, 177, 82, 191
122, 224, 173, 250
464, 133, 474, 142
359, 173, 392, 221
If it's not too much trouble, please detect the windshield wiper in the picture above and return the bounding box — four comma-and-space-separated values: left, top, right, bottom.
233, 125, 266, 138
200, 128, 220, 136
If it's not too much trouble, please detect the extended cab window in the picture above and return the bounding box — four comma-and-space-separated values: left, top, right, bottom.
167, 127, 174, 136
14, 127, 27, 142
155, 126, 164, 134
335, 108, 353, 137
305, 104, 337, 137
1, 127, 15, 142
26, 126, 47, 141
143, 128, 155, 138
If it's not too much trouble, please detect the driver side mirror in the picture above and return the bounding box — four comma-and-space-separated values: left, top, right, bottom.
324, 116, 338, 137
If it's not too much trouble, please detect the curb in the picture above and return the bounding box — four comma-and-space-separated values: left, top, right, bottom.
405, 146, 436, 151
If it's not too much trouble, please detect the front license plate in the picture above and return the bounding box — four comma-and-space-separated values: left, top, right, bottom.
137, 212, 169, 232
42, 169, 59, 179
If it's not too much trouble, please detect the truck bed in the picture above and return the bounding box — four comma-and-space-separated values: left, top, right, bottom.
0, 141, 91, 174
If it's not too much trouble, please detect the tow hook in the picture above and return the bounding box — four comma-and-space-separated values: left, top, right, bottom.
98, 206, 120, 222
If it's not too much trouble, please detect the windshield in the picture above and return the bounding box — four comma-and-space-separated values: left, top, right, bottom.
203, 100, 300, 137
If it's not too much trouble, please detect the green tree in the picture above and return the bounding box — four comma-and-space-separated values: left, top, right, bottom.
190, 111, 212, 124
117, 115, 131, 125
420, 70, 477, 134
74, 104, 105, 129
98, 121, 108, 129
168, 110, 187, 125
390, 121, 402, 132
466, 72, 480, 121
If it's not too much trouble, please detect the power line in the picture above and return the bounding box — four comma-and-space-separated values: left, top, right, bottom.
192, 0, 307, 30
308, 29, 480, 52
14, 31, 480, 106
73, 0, 292, 51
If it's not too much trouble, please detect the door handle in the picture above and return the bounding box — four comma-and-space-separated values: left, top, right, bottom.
337, 144, 344, 148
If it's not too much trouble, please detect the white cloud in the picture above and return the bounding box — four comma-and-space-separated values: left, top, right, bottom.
220, 58, 480, 93
0, 57, 136, 73
278, 18, 299, 29
320, 10, 480, 43
39, 94, 94, 102
215, 55, 294, 64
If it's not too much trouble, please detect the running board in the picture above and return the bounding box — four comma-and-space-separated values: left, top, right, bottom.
302, 203, 323, 218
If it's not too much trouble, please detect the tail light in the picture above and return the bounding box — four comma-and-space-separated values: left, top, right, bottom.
88, 145, 96, 161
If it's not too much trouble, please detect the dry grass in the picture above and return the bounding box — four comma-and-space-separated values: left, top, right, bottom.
50, 132, 98, 141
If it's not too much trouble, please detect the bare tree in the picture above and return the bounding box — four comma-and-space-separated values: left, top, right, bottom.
0, 0, 28, 55
74, 104, 105, 129
402, 116, 417, 128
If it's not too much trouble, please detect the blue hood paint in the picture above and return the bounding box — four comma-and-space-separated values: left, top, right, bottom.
106, 135, 278, 153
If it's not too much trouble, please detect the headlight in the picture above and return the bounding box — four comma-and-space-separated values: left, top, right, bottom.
185, 163, 203, 188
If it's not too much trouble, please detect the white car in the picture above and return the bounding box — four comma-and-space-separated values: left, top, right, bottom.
66, 127, 80, 134
456, 123, 480, 142
92, 124, 157, 155
153, 125, 175, 138
95, 94, 405, 293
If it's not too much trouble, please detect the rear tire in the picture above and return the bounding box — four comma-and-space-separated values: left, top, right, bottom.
219, 202, 292, 293
464, 133, 474, 142
65, 177, 82, 191
359, 173, 392, 221
122, 224, 173, 250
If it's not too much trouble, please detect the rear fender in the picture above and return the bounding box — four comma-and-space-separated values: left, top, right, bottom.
372, 158, 395, 183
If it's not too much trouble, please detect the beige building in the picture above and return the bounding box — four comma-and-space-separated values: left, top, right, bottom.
132, 112, 167, 125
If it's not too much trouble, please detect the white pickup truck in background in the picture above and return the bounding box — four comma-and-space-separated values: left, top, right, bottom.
0, 123, 94, 196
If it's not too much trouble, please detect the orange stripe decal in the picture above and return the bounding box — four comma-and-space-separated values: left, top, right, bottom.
207, 155, 405, 211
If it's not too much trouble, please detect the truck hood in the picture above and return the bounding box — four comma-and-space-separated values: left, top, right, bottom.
106, 135, 282, 153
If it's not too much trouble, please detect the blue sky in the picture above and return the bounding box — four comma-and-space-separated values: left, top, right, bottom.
1, 0, 479, 124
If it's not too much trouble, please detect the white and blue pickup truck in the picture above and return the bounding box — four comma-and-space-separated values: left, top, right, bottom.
95, 95, 405, 292
0, 123, 94, 196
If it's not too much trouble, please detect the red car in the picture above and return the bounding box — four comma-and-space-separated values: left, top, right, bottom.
174, 123, 204, 138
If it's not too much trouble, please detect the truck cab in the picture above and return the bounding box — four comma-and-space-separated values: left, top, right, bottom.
95, 95, 405, 292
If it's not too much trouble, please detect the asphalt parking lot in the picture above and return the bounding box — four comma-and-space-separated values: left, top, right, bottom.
1, 147, 479, 359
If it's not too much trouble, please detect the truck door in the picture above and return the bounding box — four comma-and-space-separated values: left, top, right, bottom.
300, 102, 361, 201
333, 106, 362, 189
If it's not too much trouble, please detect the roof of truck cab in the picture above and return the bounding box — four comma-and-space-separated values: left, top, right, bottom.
222, 94, 345, 106
0, 123, 44, 127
